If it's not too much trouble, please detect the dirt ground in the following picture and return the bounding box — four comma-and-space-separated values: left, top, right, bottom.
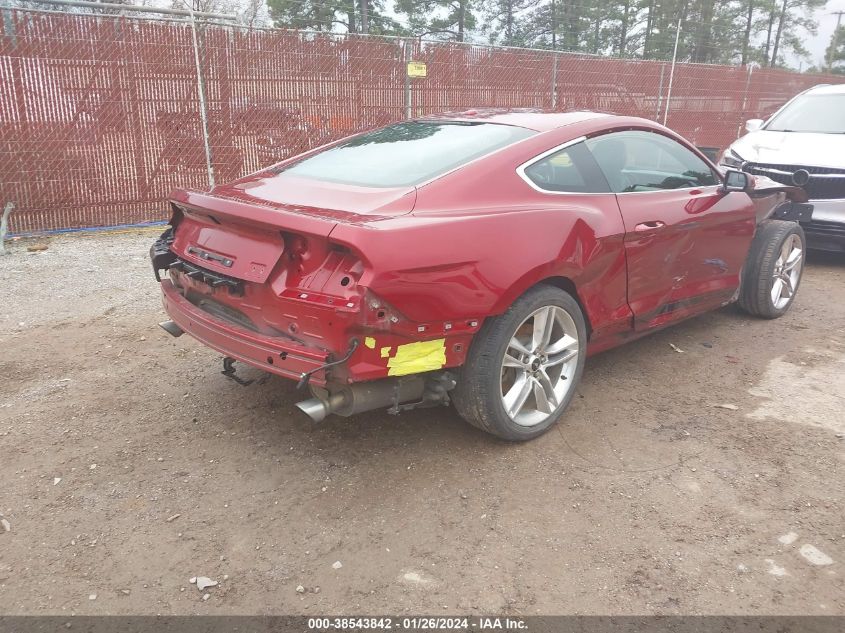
1, 229, 843, 616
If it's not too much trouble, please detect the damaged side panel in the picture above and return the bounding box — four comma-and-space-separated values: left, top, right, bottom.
748, 176, 813, 224
329, 203, 631, 350
386, 338, 448, 377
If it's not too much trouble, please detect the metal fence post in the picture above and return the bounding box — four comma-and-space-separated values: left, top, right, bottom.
187, 7, 215, 188
738, 63, 757, 137
662, 18, 682, 126
655, 63, 665, 120
551, 52, 558, 110
403, 38, 412, 120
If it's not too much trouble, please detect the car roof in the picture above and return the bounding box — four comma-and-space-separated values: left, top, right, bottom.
419, 109, 613, 132
804, 83, 845, 95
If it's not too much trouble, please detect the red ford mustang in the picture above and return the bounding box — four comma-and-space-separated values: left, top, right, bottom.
152, 110, 810, 440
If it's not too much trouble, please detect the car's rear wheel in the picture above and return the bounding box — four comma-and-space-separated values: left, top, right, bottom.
738, 220, 805, 319
452, 284, 586, 441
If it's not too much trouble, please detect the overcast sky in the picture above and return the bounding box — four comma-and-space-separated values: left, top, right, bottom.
796, 0, 845, 68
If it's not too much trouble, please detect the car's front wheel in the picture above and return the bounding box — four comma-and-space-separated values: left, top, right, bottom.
738, 220, 806, 319
452, 284, 587, 441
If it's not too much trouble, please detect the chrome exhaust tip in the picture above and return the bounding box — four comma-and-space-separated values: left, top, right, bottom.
295, 397, 331, 423
159, 320, 184, 338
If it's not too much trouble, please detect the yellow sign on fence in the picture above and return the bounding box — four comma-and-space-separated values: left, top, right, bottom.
407, 61, 427, 78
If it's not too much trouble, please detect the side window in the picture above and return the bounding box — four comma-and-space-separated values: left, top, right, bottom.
585, 131, 719, 193
521, 141, 610, 193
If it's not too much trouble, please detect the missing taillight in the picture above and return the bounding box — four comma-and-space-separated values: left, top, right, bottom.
283, 232, 308, 257
282, 232, 310, 274
169, 203, 184, 228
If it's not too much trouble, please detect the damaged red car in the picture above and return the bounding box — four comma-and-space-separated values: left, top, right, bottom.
151, 110, 811, 441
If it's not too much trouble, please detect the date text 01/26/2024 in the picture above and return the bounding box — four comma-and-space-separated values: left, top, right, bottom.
307, 617, 528, 630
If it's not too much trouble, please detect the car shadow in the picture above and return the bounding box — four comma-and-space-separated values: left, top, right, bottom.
226, 295, 795, 470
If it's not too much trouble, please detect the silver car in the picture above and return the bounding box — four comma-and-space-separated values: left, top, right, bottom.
720, 83, 845, 252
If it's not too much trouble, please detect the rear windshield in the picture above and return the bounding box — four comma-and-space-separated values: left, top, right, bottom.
766, 94, 845, 134
279, 121, 536, 187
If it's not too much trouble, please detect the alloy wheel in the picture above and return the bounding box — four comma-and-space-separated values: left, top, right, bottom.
771, 233, 803, 310
500, 305, 580, 427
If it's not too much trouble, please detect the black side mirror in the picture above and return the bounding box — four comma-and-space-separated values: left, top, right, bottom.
722, 169, 750, 193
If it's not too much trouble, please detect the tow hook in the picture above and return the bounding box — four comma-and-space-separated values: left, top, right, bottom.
221, 357, 254, 386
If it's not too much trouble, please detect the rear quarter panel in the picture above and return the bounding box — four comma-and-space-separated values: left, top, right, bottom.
330, 123, 633, 348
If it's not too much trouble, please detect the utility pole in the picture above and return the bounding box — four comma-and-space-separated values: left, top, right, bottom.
828, 11, 845, 71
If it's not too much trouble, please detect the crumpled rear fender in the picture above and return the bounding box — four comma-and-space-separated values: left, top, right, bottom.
329, 205, 631, 345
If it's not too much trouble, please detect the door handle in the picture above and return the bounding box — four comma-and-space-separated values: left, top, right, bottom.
634, 221, 666, 232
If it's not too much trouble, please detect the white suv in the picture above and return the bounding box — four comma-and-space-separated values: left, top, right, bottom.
720, 83, 845, 252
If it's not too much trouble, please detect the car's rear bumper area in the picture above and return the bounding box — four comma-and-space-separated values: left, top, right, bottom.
801, 198, 845, 252
160, 280, 331, 385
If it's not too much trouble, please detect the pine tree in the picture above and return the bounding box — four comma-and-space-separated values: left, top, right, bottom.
261, 0, 831, 68
395, 0, 477, 41
482, 0, 532, 46
764, 0, 825, 67
826, 24, 845, 73
266, 0, 400, 33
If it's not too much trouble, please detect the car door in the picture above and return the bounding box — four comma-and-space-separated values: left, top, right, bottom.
515, 137, 632, 343
585, 130, 757, 331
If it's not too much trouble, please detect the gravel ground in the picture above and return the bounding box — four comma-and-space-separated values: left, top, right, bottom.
1, 230, 843, 616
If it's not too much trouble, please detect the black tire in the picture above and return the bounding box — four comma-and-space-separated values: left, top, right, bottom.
452, 284, 587, 441
738, 220, 806, 319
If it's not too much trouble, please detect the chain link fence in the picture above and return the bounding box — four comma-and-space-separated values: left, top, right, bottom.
1, 6, 843, 233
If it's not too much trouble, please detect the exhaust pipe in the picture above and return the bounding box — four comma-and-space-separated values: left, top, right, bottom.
159, 320, 184, 337
295, 376, 428, 422
295, 398, 331, 423
296, 392, 348, 423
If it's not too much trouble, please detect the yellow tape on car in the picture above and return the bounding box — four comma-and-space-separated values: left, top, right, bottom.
386, 339, 447, 376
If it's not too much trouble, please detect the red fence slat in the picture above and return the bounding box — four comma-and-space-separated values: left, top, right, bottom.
1, 9, 843, 233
